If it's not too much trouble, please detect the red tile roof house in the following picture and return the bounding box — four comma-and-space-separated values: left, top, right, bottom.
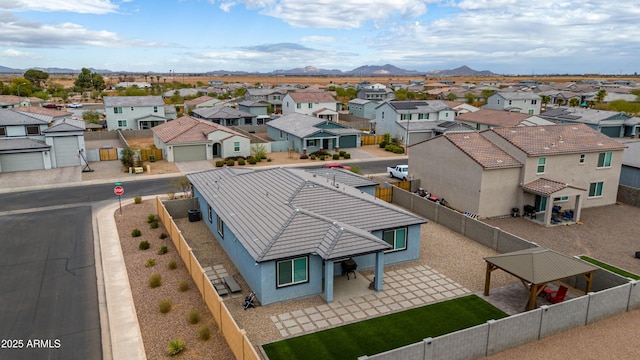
409, 124, 627, 226
151, 115, 250, 162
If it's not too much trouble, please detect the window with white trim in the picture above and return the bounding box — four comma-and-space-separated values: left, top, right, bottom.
153, 106, 158, 113
401, 114, 410, 120
276, 257, 308, 287
217, 216, 224, 237
296, 103, 301, 109
306, 139, 317, 147
308, 103, 313, 109
537, 157, 546, 174
553, 196, 569, 202
383, 227, 407, 252
233, 141, 240, 152
26, 125, 40, 135
118, 120, 127, 127
113, 107, 122, 114
588, 182, 604, 197
0, 126, 5, 137
208, 205, 212, 223
579, 154, 585, 164
597, 152, 612, 168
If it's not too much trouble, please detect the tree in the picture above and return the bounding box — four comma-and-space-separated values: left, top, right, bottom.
12, 78, 32, 97
74, 68, 106, 91
24, 69, 49, 90
595, 89, 607, 103
446, 92, 458, 101
82, 110, 101, 124
464, 92, 475, 104
120, 147, 136, 168
569, 98, 580, 107
540, 95, 551, 109
170, 176, 192, 198
481, 89, 495, 101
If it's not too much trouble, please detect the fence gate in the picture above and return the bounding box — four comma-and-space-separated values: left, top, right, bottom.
99, 148, 118, 161
361, 135, 384, 146
140, 148, 163, 161
375, 187, 393, 202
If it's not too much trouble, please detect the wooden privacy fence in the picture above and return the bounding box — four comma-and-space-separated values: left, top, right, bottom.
99, 148, 118, 161
156, 197, 260, 360
361, 134, 384, 146
375, 181, 411, 202
140, 148, 163, 161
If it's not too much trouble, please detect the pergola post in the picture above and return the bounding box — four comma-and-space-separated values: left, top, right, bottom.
484, 262, 495, 296
584, 271, 594, 294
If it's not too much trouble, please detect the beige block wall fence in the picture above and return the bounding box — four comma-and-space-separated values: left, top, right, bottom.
156, 197, 260, 360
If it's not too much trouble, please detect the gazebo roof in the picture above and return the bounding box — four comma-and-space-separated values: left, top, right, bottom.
484, 247, 598, 284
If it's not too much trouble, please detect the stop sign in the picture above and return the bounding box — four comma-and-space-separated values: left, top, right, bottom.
114, 185, 124, 196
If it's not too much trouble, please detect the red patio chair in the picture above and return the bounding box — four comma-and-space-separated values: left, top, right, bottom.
547, 285, 568, 303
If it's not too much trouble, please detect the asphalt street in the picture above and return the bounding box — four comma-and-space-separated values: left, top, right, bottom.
0, 206, 101, 360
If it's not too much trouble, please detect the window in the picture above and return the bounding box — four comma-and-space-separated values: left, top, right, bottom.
537, 157, 546, 174
401, 114, 410, 120
208, 205, 212, 223
273, 95, 280, 100
308, 103, 313, 109
276, 257, 308, 287
589, 182, 603, 197
445, 112, 449, 118
233, 141, 240, 152
532, 99, 537, 104
418, 113, 429, 120
306, 139, 317, 147
528, 109, 534, 114
381, 111, 384, 119
153, 106, 158, 113
118, 120, 127, 127
113, 107, 122, 114
508, 100, 512, 105
26, 125, 40, 135
383, 227, 407, 251
217, 216, 224, 237
553, 196, 569, 202
0, 126, 6, 136
597, 152, 612, 168
579, 154, 585, 164
279, 130, 283, 139
497, 99, 500, 104
244, 118, 252, 125
296, 103, 301, 109
130, 107, 134, 111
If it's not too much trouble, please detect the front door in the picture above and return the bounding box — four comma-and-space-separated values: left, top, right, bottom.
534, 195, 547, 212
322, 139, 329, 150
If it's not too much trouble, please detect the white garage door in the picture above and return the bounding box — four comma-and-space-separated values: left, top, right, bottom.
53, 136, 80, 167
0, 152, 45, 172
174, 145, 207, 162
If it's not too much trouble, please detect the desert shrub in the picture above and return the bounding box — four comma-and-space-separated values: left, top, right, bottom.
379, 140, 387, 148
248, 157, 257, 165
168, 259, 178, 270
319, 155, 326, 160
237, 158, 245, 165
149, 273, 162, 288
393, 146, 405, 154
332, 153, 340, 160
159, 233, 168, 239
299, 153, 309, 159
158, 245, 168, 255
215, 160, 224, 167
134, 195, 142, 204
198, 325, 210, 341
131, 229, 141, 237
139, 240, 150, 250
188, 309, 201, 324
267, 157, 272, 162
145, 258, 156, 267
226, 159, 235, 166
167, 191, 176, 200
343, 153, 351, 159
150, 220, 159, 229
159, 298, 173, 313
167, 339, 185, 356
178, 279, 190, 292
339, 150, 346, 157
310, 154, 316, 160
147, 213, 157, 223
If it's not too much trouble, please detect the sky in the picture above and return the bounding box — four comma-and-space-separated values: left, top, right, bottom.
1, 0, 639, 75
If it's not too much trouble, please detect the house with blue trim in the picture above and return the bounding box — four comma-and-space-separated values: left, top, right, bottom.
187, 167, 427, 305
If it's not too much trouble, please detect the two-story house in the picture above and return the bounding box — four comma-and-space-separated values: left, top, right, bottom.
409, 124, 627, 225
103, 96, 172, 130
483, 92, 542, 115
456, 108, 554, 130
191, 106, 257, 126
187, 167, 427, 305
244, 89, 288, 113
374, 100, 463, 145
347, 98, 379, 119
356, 88, 395, 101
0, 109, 85, 172
539, 107, 639, 138
282, 91, 339, 121
237, 100, 270, 124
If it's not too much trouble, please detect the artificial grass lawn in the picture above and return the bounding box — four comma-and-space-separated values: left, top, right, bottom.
579, 255, 640, 280
262, 294, 508, 360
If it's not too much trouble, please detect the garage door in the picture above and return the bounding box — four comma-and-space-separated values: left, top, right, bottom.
339, 135, 357, 148
600, 126, 622, 138
53, 136, 80, 167
173, 145, 207, 161
0, 152, 45, 172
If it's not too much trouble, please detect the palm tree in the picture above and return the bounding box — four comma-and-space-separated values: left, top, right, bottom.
540, 95, 550, 111
569, 98, 580, 107
596, 89, 607, 103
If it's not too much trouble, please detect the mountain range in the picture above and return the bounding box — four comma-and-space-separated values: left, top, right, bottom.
0, 64, 497, 77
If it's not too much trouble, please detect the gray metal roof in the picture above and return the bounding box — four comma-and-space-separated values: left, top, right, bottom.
540, 107, 626, 125
496, 92, 541, 100
42, 118, 85, 132
188, 167, 426, 262
268, 113, 361, 138
484, 247, 598, 284
304, 168, 379, 188
0, 108, 50, 126
0, 137, 50, 152
103, 96, 165, 107
621, 140, 640, 168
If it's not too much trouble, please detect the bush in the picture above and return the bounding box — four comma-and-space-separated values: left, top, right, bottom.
310, 154, 316, 160
215, 160, 224, 167
319, 155, 326, 160
332, 153, 340, 160
158, 245, 168, 255
159, 299, 173, 313
343, 153, 351, 159
167, 338, 185, 356
139, 240, 150, 250
299, 153, 309, 159
247, 157, 257, 165
145, 258, 156, 267
379, 140, 387, 148
188, 309, 201, 324
131, 229, 141, 237
237, 158, 245, 165
159, 233, 168, 239
267, 157, 272, 162
226, 159, 235, 166
198, 325, 210, 341
134, 196, 142, 204
339, 150, 346, 157
168, 259, 178, 270
393, 146, 405, 154
150, 220, 159, 229
149, 273, 162, 288
178, 279, 190, 292
147, 213, 157, 223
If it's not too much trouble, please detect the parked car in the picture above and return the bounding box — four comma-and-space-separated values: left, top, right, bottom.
68, 103, 83, 108
43, 103, 59, 109
322, 163, 351, 170
387, 164, 408, 180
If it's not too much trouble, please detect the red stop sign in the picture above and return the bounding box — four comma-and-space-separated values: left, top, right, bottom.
114, 185, 124, 196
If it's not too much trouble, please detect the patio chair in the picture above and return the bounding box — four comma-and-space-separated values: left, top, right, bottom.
547, 285, 568, 303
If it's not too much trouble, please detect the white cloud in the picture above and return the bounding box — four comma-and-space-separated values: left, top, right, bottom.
0, 0, 118, 14
2, 48, 29, 57
300, 35, 335, 44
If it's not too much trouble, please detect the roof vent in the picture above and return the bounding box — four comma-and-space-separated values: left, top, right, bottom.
497, 159, 503, 163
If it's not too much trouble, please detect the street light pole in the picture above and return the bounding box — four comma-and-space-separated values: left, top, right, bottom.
16, 83, 24, 107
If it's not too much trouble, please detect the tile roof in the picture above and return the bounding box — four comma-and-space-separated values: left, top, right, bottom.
184, 96, 222, 107
288, 91, 336, 103
521, 178, 585, 196
496, 92, 541, 100
192, 106, 254, 120
267, 113, 361, 138
151, 115, 247, 144
442, 132, 522, 169
42, 118, 86, 132
621, 140, 640, 168
304, 168, 379, 188
17, 106, 71, 117
456, 108, 535, 127
540, 107, 625, 124
103, 95, 165, 107
385, 100, 451, 113
187, 167, 426, 262
487, 124, 628, 156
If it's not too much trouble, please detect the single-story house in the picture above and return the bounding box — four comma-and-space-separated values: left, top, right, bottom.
191, 106, 257, 126
267, 113, 363, 153
152, 115, 250, 162
187, 167, 427, 305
